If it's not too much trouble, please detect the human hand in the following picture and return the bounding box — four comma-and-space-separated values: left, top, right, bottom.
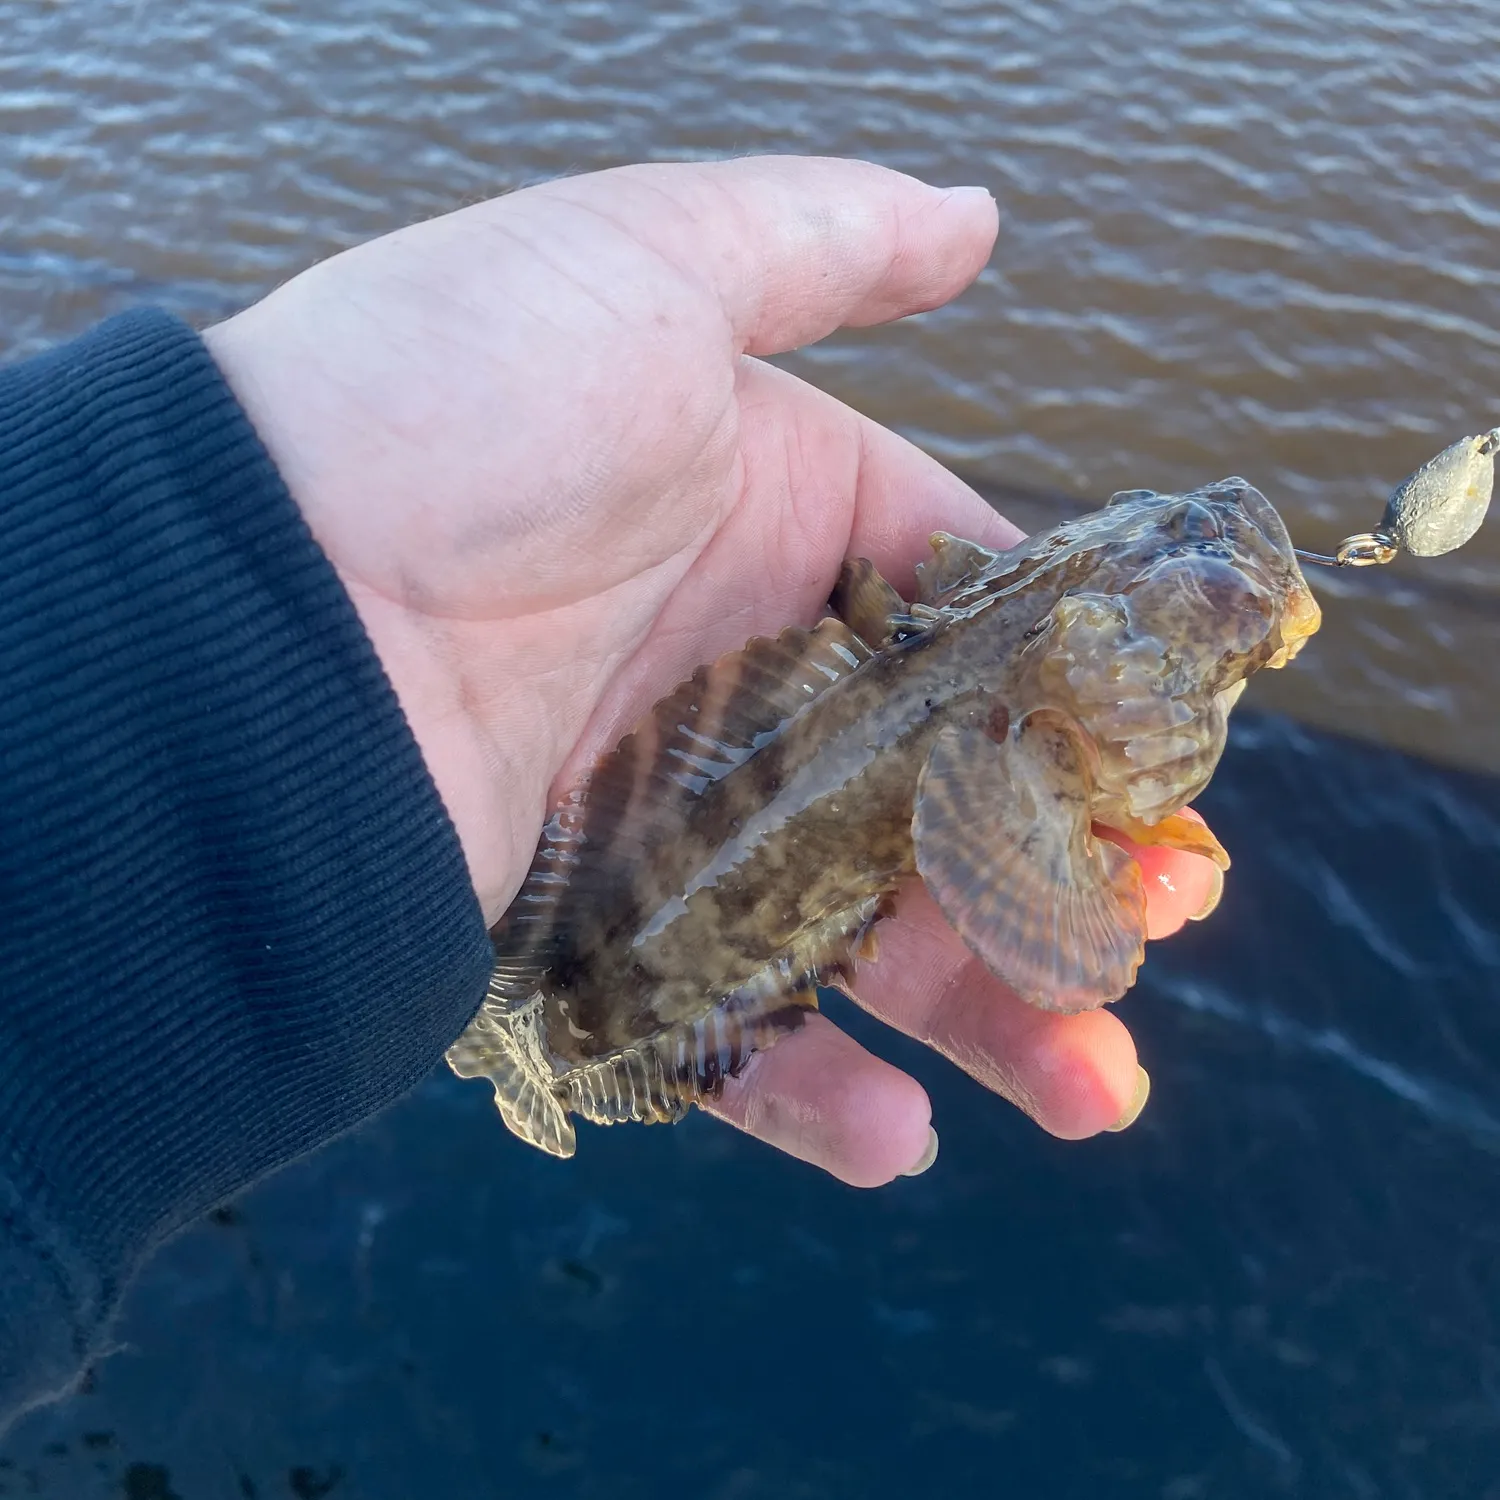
204, 156, 1218, 1186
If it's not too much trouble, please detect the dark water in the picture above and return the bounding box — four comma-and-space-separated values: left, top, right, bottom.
2, 2, 1499, 1496
6, 719, 1500, 1498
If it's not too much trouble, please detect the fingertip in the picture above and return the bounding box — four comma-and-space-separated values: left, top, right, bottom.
935, 184, 1001, 276
899, 1125, 941, 1177
706, 1015, 934, 1188
1104, 1065, 1151, 1133
841, 177, 999, 332
845, 886, 1144, 1143
885, 182, 1000, 318
1022, 1006, 1143, 1141
1106, 809, 1226, 941
625, 156, 1002, 355
1136, 846, 1222, 940
1188, 863, 1225, 923
944, 184, 998, 211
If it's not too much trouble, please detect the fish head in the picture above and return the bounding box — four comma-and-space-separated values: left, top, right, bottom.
1101, 476, 1322, 677
1024, 478, 1321, 826
910, 479, 1325, 1015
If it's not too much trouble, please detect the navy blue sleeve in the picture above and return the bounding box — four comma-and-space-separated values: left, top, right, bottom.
0, 310, 494, 1429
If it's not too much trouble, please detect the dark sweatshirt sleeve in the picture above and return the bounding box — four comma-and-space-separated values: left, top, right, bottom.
0, 309, 495, 1428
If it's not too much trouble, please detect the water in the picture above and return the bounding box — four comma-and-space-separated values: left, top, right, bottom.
6, 721, 1499, 1498
3, 0, 1498, 766
2, 3, 1498, 1496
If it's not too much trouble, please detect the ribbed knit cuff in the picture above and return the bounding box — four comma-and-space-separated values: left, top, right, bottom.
0, 309, 493, 1416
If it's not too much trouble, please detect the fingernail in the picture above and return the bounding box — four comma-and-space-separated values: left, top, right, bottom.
1189, 865, 1225, 922
900, 1125, 940, 1177
945, 184, 995, 206
1105, 1066, 1151, 1133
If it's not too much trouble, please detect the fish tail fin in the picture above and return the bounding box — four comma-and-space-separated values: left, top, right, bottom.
447, 987, 576, 1159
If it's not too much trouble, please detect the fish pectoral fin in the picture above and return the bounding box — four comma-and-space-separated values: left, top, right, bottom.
913, 708, 1148, 1012
829, 557, 923, 648
1095, 809, 1232, 871
565, 987, 819, 1127
447, 994, 577, 1159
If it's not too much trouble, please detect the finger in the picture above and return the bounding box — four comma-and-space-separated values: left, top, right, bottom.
1134, 843, 1223, 937
559, 359, 1020, 780
833, 380, 1026, 593
730, 357, 1025, 600
551, 156, 999, 357
1103, 807, 1224, 940
703, 1012, 934, 1189
846, 882, 1145, 1140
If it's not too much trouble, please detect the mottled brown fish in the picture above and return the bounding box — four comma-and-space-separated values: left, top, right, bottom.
448, 478, 1321, 1157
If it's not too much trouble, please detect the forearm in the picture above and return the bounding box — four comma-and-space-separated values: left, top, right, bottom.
0, 310, 492, 1429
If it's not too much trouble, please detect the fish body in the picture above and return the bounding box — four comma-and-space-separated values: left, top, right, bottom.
448, 478, 1320, 1157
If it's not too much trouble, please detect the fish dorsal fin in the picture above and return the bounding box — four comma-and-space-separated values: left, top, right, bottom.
486, 615, 876, 964
828, 557, 938, 648
913, 708, 1148, 1012
578, 615, 874, 851
914, 532, 1005, 606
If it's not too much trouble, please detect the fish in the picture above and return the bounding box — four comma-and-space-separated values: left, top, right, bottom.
447, 477, 1322, 1158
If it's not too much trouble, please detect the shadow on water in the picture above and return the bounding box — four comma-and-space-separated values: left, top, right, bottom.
5, 713, 1499, 1498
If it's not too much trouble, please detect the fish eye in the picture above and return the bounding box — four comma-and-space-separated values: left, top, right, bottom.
1166, 499, 1224, 544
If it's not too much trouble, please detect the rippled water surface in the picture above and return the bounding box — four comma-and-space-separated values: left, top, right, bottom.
3, 4, 1499, 1498
3, 0, 1498, 764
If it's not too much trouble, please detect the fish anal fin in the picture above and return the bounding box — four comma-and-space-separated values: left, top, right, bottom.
566, 986, 818, 1128
913, 708, 1147, 1012
447, 975, 820, 1153
447, 991, 577, 1158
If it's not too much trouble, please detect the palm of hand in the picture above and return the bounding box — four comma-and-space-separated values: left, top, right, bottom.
208, 158, 1215, 1186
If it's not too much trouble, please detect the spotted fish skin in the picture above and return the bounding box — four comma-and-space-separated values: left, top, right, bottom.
448, 478, 1320, 1157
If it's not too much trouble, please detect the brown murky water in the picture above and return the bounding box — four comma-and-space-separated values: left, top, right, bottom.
2, 0, 1497, 767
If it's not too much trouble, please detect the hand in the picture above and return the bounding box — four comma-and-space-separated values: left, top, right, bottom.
205, 156, 1218, 1186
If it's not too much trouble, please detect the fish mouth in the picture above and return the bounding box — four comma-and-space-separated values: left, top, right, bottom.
1266, 577, 1324, 668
